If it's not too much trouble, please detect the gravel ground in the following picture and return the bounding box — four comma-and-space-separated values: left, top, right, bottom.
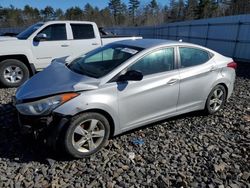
0, 63, 249, 188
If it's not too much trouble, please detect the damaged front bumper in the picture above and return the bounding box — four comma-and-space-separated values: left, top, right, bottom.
18, 112, 70, 149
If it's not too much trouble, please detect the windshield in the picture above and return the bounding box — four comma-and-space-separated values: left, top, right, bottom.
17, 23, 44, 40
68, 44, 143, 78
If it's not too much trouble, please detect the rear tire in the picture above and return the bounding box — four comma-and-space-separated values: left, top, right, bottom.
0, 59, 29, 87
63, 112, 110, 158
204, 85, 227, 114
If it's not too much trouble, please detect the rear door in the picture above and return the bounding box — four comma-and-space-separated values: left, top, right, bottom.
31, 24, 71, 69
117, 47, 180, 131
69, 24, 101, 59
177, 46, 219, 112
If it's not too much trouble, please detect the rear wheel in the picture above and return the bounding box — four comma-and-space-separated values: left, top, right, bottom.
205, 85, 227, 114
0, 59, 29, 87
63, 112, 110, 158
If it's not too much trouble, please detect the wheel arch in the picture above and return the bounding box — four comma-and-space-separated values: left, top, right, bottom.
74, 109, 116, 138
0, 54, 35, 75
203, 81, 229, 110
208, 78, 230, 99
217, 83, 228, 99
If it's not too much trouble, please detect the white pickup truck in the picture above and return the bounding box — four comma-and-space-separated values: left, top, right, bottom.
0, 21, 142, 87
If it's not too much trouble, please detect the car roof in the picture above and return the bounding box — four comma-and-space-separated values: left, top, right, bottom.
43, 20, 95, 25
114, 39, 217, 54
114, 39, 183, 49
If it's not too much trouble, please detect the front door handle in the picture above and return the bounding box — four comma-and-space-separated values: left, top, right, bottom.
167, 79, 179, 85
61, 44, 69, 47
92, 43, 99, 46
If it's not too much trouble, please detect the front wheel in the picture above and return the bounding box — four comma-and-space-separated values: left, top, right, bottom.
205, 85, 227, 114
63, 112, 110, 158
0, 59, 30, 87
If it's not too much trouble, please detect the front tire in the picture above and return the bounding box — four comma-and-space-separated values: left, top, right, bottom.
205, 85, 227, 114
0, 59, 29, 87
63, 112, 110, 158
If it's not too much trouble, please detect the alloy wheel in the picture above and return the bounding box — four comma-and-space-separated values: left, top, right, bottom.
72, 119, 105, 153
209, 88, 224, 112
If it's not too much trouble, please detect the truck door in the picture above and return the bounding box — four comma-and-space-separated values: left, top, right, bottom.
69, 23, 101, 59
31, 23, 71, 69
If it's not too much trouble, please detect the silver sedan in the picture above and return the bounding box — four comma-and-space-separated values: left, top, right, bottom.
15, 39, 236, 158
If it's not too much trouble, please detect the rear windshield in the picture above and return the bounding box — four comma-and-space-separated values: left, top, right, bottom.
68, 44, 143, 78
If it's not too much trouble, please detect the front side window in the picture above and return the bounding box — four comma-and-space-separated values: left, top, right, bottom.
71, 24, 95, 39
179, 47, 210, 68
128, 48, 174, 76
68, 44, 143, 78
38, 24, 67, 41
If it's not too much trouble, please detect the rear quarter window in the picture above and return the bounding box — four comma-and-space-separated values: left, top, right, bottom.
71, 24, 95, 39
179, 47, 211, 68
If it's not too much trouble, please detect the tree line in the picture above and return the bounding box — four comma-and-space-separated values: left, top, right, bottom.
0, 0, 249, 28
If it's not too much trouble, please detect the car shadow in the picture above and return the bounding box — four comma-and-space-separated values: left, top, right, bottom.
0, 103, 72, 163
0, 102, 207, 163
236, 61, 250, 79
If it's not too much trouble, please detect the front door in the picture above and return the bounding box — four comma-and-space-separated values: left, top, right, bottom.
117, 47, 180, 131
31, 24, 71, 69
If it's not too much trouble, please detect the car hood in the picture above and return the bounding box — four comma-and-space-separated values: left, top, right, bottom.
0, 38, 28, 53
0, 36, 18, 41
16, 61, 100, 101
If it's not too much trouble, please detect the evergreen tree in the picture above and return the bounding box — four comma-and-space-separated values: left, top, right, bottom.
169, 0, 178, 21
197, 0, 219, 19
40, 6, 55, 20
54, 8, 64, 20
108, 0, 123, 24
128, 0, 140, 25
23, 5, 41, 24
149, 0, 159, 14
176, 0, 185, 21
84, 3, 94, 20
185, 0, 199, 20
65, 7, 83, 20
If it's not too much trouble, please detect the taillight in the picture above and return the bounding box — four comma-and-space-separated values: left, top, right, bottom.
227, 61, 237, 69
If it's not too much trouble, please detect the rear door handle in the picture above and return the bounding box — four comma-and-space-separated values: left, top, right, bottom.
61, 44, 69, 47
167, 79, 179, 85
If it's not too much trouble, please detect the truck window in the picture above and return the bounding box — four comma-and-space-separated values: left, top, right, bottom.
71, 24, 95, 39
38, 24, 67, 41
17, 23, 44, 40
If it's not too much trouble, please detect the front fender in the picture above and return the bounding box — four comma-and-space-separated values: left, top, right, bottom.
54, 93, 121, 136
0, 40, 35, 65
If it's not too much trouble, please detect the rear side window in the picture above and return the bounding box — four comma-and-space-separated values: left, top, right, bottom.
85, 48, 124, 63
129, 48, 174, 76
71, 24, 95, 39
38, 24, 67, 41
179, 47, 210, 68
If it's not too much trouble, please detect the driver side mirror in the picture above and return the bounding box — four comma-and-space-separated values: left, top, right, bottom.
34, 33, 48, 41
118, 70, 143, 82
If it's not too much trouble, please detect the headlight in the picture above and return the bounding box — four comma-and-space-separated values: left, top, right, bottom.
16, 93, 79, 116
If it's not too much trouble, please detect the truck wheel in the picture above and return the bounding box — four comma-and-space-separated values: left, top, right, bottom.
0, 59, 30, 87
63, 112, 110, 158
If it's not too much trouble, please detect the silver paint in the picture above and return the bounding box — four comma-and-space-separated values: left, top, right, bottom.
16, 39, 236, 136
